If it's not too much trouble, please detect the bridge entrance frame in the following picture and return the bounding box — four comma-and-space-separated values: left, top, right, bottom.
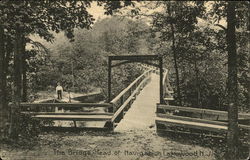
107, 55, 164, 104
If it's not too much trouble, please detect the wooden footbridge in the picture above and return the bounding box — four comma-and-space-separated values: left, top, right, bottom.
20, 55, 250, 138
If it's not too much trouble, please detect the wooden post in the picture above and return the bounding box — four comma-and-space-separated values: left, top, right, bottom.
73, 121, 77, 128
108, 57, 112, 102
107, 103, 113, 113
128, 88, 132, 109
159, 57, 164, 104
71, 60, 75, 92
120, 95, 124, 106
104, 121, 114, 130
10, 30, 23, 139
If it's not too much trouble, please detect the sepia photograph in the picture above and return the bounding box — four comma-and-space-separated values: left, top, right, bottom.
0, 1, 249, 160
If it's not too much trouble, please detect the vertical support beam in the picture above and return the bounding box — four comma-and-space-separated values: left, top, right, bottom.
108, 103, 113, 113
120, 95, 124, 106
128, 88, 132, 109
108, 57, 112, 102
73, 121, 77, 128
159, 57, 164, 104
104, 121, 114, 131
71, 60, 75, 92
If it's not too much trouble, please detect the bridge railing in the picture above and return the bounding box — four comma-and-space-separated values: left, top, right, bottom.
142, 64, 174, 103
110, 69, 153, 124
19, 102, 114, 129
20, 103, 112, 113
156, 104, 250, 137
19, 69, 155, 130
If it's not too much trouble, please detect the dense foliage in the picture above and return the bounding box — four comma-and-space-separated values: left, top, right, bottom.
30, 16, 152, 100
0, 1, 249, 158
0, 0, 135, 140
142, 1, 249, 112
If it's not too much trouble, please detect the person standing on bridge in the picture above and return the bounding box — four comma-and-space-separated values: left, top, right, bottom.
56, 82, 63, 100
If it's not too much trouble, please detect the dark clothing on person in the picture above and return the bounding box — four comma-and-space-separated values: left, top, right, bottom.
57, 90, 62, 100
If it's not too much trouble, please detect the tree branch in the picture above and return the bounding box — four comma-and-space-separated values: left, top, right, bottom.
214, 24, 227, 31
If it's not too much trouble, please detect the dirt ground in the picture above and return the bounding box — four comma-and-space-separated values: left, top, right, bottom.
0, 129, 217, 160
0, 74, 227, 160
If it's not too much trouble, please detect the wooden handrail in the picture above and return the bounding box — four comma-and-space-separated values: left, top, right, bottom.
156, 117, 228, 133
111, 77, 149, 122
21, 112, 113, 115
157, 113, 228, 126
157, 104, 250, 119
32, 115, 112, 121
109, 68, 152, 122
156, 113, 250, 131
20, 103, 112, 108
110, 69, 152, 104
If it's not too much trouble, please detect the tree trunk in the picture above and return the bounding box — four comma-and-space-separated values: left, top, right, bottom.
22, 59, 27, 102
170, 24, 182, 106
0, 26, 10, 139
10, 30, 23, 139
167, 4, 182, 106
14, 32, 23, 103
226, 2, 239, 160
22, 37, 27, 102
5, 36, 13, 133
194, 54, 201, 107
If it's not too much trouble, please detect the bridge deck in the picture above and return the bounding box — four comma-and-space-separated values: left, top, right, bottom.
115, 73, 159, 131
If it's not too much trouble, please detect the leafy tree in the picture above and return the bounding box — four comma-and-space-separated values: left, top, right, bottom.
226, 2, 239, 159
37, 16, 151, 100
0, 0, 134, 140
207, 1, 249, 159
151, 1, 205, 105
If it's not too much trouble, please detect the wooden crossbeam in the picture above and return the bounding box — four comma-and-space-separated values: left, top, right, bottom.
157, 104, 250, 119
156, 117, 228, 133
157, 105, 204, 114
164, 97, 174, 101
108, 55, 164, 104
41, 126, 112, 131
109, 55, 159, 61
21, 112, 113, 116
111, 60, 159, 68
20, 103, 112, 108
32, 114, 112, 121
157, 113, 228, 126
156, 128, 225, 138
156, 115, 250, 131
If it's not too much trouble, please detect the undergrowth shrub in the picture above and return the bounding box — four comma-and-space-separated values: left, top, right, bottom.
13, 114, 53, 148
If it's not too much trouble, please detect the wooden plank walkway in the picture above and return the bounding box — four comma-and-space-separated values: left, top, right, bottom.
20, 70, 153, 129
115, 73, 159, 131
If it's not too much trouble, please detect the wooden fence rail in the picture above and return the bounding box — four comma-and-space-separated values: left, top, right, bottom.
20, 103, 111, 108
143, 64, 174, 102
157, 104, 250, 121
110, 69, 154, 126
156, 104, 250, 136
19, 69, 155, 130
